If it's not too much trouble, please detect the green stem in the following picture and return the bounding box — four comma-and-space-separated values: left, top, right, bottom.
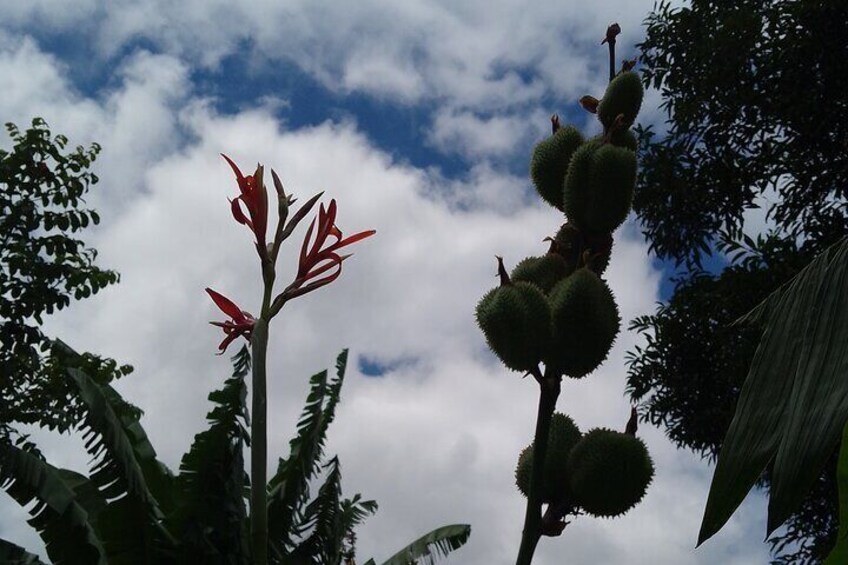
250, 318, 269, 565
515, 372, 561, 565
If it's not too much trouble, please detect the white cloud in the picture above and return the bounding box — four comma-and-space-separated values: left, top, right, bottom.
1, 0, 652, 109
0, 13, 775, 565
427, 108, 550, 160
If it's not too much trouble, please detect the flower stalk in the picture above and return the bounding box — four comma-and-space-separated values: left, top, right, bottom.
250, 317, 269, 565
207, 154, 374, 564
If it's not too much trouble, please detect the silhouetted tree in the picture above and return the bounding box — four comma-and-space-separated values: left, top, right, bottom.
626, 1, 848, 562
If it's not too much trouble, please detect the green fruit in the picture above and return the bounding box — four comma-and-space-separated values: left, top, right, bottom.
515, 413, 582, 503
567, 428, 654, 518
584, 144, 637, 233
476, 281, 551, 371
510, 254, 572, 295
562, 140, 602, 230
597, 71, 644, 129
608, 128, 638, 151
530, 126, 584, 210
546, 268, 620, 378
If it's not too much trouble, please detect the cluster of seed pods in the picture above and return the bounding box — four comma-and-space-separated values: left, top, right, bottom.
476, 69, 655, 528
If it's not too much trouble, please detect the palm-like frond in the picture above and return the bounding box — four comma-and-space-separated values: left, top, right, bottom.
362, 524, 472, 565
68, 368, 161, 507
267, 350, 348, 556
98, 383, 176, 514
0, 537, 49, 565
288, 457, 378, 564
170, 345, 251, 564
67, 368, 176, 562
0, 440, 106, 564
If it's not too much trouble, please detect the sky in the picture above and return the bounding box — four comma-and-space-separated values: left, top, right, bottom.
0, 1, 777, 563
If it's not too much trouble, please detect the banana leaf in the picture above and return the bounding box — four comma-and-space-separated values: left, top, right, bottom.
699, 237, 848, 545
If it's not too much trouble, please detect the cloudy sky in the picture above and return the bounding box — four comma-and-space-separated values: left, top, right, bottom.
1, 1, 775, 563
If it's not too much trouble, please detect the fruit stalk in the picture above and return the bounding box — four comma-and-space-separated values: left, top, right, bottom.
516, 370, 561, 565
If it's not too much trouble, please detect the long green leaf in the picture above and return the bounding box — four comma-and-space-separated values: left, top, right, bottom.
698, 236, 848, 544
288, 456, 378, 564
366, 524, 472, 565
825, 418, 848, 564
67, 368, 176, 561
67, 368, 159, 508
56, 469, 108, 522
99, 383, 177, 515
0, 537, 49, 565
288, 457, 345, 563
53, 470, 165, 565
267, 349, 348, 556
0, 441, 106, 564
171, 345, 251, 564
767, 240, 848, 532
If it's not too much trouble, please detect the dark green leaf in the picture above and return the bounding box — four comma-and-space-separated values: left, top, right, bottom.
699, 237, 848, 544
267, 350, 348, 556
374, 524, 472, 565
0, 440, 106, 564
170, 345, 250, 564
825, 419, 848, 564
0, 537, 49, 565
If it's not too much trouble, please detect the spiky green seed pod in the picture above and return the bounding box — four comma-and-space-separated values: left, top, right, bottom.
567, 428, 654, 518
530, 126, 584, 211
583, 144, 637, 233
608, 128, 638, 151
597, 71, 644, 129
510, 254, 572, 295
562, 140, 603, 230
546, 268, 620, 378
515, 413, 582, 503
476, 281, 551, 372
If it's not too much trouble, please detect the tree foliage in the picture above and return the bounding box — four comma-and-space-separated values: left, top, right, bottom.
0, 118, 131, 436
627, 1, 848, 562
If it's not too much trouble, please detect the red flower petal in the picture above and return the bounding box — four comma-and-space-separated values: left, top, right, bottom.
230, 198, 254, 229
298, 217, 317, 278
206, 288, 246, 321
325, 229, 376, 254
221, 154, 249, 195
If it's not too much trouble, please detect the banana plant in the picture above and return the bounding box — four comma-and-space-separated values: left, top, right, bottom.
2, 152, 470, 564
0, 343, 469, 564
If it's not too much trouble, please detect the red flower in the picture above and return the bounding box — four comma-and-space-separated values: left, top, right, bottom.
288, 199, 375, 299
221, 153, 268, 255
206, 288, 256, 353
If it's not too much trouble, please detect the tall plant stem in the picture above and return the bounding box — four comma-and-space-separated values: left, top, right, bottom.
515, 372, 562, 565
607, 36, 616, 82
250, 318, 269, 565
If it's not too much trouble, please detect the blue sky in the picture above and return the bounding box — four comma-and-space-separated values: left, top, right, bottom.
0, 2, 775, 563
